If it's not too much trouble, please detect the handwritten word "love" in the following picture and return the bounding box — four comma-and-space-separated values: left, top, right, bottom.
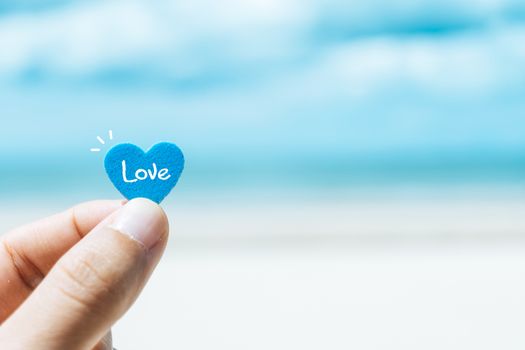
121, 160, 171, 183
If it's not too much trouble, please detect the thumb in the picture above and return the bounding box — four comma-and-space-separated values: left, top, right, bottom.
0, 198, 169, 350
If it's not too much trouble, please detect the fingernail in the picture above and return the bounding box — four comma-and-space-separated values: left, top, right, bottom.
109, 198, 168, 249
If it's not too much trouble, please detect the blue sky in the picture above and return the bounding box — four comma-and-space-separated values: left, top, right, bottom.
0, 0, 524, 194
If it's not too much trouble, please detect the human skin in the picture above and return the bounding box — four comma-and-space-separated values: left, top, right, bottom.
0, 198, 169, 350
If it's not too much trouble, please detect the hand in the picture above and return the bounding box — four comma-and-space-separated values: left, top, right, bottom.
0, 198, 169, 350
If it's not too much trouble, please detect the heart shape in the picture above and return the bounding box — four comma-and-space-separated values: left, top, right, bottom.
104, 142, 184, 203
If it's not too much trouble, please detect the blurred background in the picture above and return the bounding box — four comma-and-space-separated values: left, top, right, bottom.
1, 0, 525, 348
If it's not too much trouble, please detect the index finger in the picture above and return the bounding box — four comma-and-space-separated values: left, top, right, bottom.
0, 199, 124, 321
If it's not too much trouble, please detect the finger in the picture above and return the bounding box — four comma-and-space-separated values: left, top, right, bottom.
0, 200, 124, 321
92, 331, 112, 350
0, 198, 169, 350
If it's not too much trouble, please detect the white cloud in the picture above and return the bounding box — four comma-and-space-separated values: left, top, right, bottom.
0, 0, 311, 77
0, 1, 165, 74
265, 24, 525, 101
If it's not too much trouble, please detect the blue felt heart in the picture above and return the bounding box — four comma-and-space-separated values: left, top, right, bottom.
104, 142, 184, 203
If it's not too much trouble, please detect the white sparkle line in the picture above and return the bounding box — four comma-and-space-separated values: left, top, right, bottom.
109, 130, 113, 140
97, 136, 105, 145
90, 148, 101, 152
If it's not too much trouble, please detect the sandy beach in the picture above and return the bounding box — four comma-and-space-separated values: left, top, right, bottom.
3, 191, 525, 242
2, 193, 525, 349
115, 243, 525, 349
